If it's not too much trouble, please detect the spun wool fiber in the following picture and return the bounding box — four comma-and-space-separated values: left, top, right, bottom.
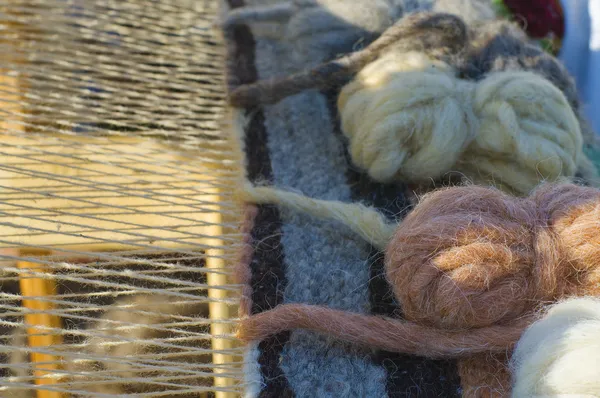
240, 182, 600, 353
225, 5, 600, 194
225, 1, 600, 395
510, 297, 600, 397
226, 11, 469, 108
463, 19, 595, 146
241, 184, 396, 250
338, 50, 584, 194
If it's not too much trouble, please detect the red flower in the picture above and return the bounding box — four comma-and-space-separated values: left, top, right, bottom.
502, 0, 565, 39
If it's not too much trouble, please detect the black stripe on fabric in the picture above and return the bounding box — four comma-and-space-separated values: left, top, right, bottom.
225, 1, 293, 397
245, 113, 293, 398
323, 86, 462, 398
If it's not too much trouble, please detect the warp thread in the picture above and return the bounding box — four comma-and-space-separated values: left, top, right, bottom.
238, 182, 600, 392
338, 50, 585, 194
8, 294, 212, 397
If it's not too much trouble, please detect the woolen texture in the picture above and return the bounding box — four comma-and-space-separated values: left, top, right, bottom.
225, 0, 468, 396
239, 182, 600, 394
225, 0, 598, 396
226, 1, 598, 194
510, 297, 600, 396
338, 50, 584, 194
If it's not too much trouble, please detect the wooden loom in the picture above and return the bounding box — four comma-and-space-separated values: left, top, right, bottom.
0, 74, 238, 398
0, 2, 241, 396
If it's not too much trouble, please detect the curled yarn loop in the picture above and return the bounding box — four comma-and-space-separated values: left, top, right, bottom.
338, 52, 583, 194
240, 183, 600, 355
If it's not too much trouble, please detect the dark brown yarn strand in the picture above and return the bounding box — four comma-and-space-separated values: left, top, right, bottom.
227, 12, 468, 107
239, 303, 533, 358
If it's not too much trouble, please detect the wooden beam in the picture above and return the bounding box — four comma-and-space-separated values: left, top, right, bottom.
18, 255, 65, 398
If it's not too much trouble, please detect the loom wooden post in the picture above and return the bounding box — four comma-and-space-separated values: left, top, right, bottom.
3, 18, 65, 397
17, 251, 65, 398
205, 183, 236, 398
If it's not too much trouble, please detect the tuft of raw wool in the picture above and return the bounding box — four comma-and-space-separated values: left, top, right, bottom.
337, 50, 585, 195
239, 182, 600, 354
510, 297, 600, 397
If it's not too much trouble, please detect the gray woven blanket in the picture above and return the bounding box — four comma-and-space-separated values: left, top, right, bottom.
224, 1, 466, 396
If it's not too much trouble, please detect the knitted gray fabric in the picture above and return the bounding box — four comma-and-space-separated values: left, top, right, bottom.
226, 0, 463, 397
248, 11, 390, 398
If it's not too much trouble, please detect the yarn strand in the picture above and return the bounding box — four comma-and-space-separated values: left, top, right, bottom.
238, 303, 532, 358
227, 12, 468, 107
240, 182, 600, 355
242, 185, 396, 250
240, 179, 600, 393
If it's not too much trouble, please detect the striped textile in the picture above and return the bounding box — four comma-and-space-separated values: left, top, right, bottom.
224, 1, 464, 396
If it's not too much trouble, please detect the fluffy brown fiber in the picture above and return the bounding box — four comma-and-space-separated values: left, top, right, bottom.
238, 182, 600, 357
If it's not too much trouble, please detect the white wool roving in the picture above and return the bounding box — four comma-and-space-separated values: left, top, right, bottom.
337, 50, 584, 195
510, 297, 600, 397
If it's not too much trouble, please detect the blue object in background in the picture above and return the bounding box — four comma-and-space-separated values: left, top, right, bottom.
559, 0, 600, 136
